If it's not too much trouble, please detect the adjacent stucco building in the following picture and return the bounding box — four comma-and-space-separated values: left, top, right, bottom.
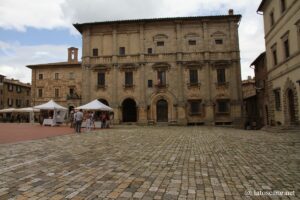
73, 10, 243, 125
258, 0, 300, 125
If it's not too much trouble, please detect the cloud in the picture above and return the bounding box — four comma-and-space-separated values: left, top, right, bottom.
0, 41, 80, 83
0, 0, 265, 80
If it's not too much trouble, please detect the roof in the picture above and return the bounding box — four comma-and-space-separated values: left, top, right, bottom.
257, 0, 266, 12
4, 78, 31, 88
27, 61, 81, 69
250, 52, 266, 67
73, 15, 242, 33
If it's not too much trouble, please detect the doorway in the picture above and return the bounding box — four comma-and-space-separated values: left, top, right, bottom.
156, 99, 168, 122
287, 89, 296, 123
122, 98, 137, 122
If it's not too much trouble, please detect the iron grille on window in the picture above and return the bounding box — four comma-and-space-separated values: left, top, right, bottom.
125, 71, 133, 87
189, 69, 198, 85
97, 72, 105, 87
217, 68, 226, 83
93, 48, 98, 56
218, 100, 229, 113
38, 89, 43, 98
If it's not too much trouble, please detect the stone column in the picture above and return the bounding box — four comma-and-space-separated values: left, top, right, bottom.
204, 61, 214, 125
82, 28, 91, 103
138, 63, 147, 124
112, 25, 117, 63
139, 23, 145, 62
112, 64, 120, 124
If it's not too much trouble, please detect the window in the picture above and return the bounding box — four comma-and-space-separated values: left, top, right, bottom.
283, 38, 290, 59
215, 39, 223, 45
274, 89, 281, 111
38, 88, 43, 98
148, 80, 153, 88
189, 100, 202, 115
0, 77, 3, 83
189, 69, 198, 85
147, 48, 153, 54
125, 71, 133, 87
54, 73, 59, 80
26, 100, 30, 107
16, 86, 21, 93
119, 47, 125, 55
271, 45, 278, 66
7, 98, 13, 107
280, 0, 286, 13
93, 48, 98, 56
157, 71, 166, 86
8, 84, 13, 91
188, 40, 196, 45
16, 99, 21, 107
157, 41, 164, 46
69, 72, 75, 80
217, 100, 229, 113
38, 74, 43, 80
217, 68, 226, 83
55, 88, 59, 98
26, 90, 30, 96
270, 11, 275, 26
69, 88, 74, 95
97, 72, 105, 87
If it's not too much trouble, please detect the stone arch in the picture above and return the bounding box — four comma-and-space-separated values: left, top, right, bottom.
121, 97, 138, 122
98, 98, 109, 106
150, 92, 175, 123
283, 78, 299, 125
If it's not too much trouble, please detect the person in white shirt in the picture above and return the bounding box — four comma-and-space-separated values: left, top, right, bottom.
74, 109, 83, 133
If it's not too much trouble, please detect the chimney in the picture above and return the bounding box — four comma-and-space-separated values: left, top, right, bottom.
247, 76, 252, 80
68, 47, 78, 63
228, 9, 234, 15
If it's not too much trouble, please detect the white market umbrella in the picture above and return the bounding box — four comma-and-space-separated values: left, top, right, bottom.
15, 107, 40, 112
0, 108, 16, 113
76, 99, 113, 111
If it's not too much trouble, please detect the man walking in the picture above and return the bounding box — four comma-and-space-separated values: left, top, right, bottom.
74, 109, 83, 133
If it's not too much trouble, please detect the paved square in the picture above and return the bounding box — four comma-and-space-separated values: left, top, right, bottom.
0, 126, 299, 199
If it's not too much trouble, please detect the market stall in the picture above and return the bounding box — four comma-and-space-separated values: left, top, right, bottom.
15, 107, 40, 123
34, 100, 67, 126
75, 99, 113, 128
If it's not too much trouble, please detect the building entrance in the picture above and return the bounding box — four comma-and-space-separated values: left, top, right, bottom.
156, 99, 168, 122
122, 98, 137, 122
287, 89, 296, 123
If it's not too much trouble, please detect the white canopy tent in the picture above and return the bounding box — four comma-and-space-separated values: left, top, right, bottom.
75, 99, 113, 111
34, 100, 68, 126
15, 107, 40, 123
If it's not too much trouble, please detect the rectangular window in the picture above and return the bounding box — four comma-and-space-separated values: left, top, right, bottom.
54, 73, 59, 80
93, 48, 98, 56
38, 74, 43, 80
217, 100, 229, 113
189, 100, 202, 115
157, 41, 164, 46
148, 80, 153, 88
274, 89, 281, 111
7, 98, 13, 107
272, 48, 278, 66
188, 40, 196, 45
215, 39, 223, 45
125, 71, 133, 87
189, 69, 198, 85
69, 88, 74, 95
119, 47, 125, 55
26, 100, 30, 107
217, 68, 226, 83
97, 72, 105, 86
27, 90, 30, 96
147, 48, 153, 54
283, 38, 290, 59
16, 86, 21, 93
280, 0, 286, 13
157, 71, 166, 86
55, 88, 59, 98
270, 11, 274, 26
8, 84, 13, 91
38, 88, 43, 98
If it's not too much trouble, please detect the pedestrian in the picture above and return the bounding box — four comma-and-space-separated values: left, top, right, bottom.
69, 109, 75, 128
85, 112, 92, 132
101, 112, 106, 128
74, 109, 83, 133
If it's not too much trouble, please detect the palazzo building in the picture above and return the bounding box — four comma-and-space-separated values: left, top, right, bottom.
257, 0, 300, 126
73, 10, 243, 125
27, 47, 82, 110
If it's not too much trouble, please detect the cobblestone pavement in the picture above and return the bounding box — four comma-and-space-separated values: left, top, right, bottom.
0, 126, 299, 200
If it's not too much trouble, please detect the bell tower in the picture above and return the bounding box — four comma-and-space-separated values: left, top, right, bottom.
68, 47, 78, 63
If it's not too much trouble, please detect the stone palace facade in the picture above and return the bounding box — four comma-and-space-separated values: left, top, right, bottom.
28, 10, 243, 126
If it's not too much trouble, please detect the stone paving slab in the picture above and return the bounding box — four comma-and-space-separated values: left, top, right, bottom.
0, 126, 299, 199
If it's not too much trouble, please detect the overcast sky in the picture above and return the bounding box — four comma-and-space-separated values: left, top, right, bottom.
0, 0, 265, 83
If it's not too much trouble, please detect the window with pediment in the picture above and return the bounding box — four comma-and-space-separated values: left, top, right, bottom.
211, 31, 226, 47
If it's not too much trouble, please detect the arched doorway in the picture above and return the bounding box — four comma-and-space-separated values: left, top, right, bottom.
122, 98, 137, 122
287, 89, 296, 123
156, 99, 168, 122
98, 99, 109, 106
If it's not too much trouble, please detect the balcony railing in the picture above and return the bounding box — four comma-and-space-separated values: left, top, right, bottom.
66, 94, 81, 100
